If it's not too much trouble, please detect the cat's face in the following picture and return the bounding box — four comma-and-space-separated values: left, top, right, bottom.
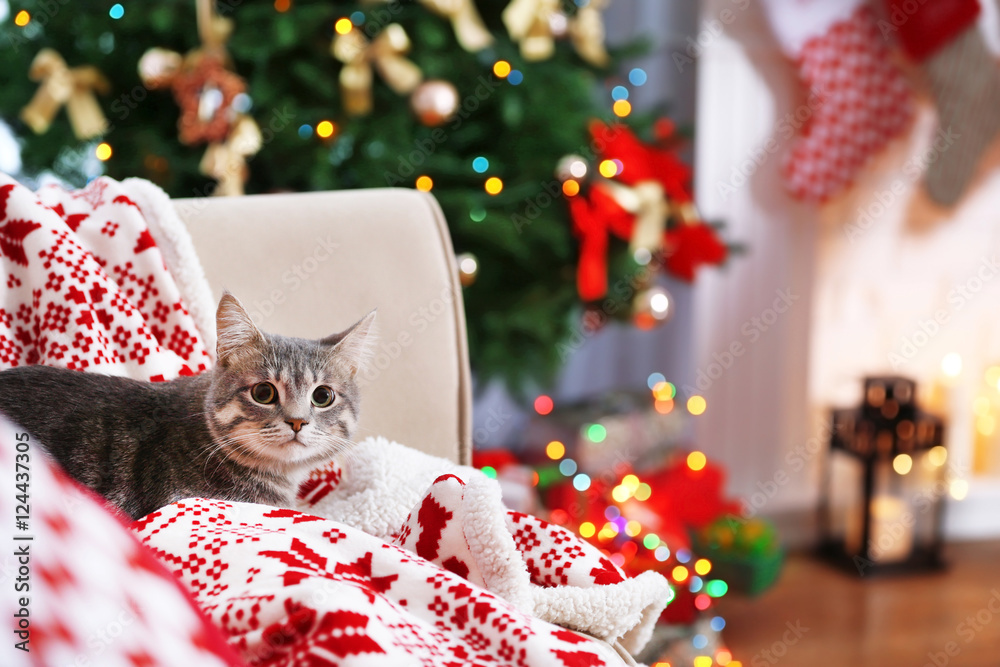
206, 293, 375, 473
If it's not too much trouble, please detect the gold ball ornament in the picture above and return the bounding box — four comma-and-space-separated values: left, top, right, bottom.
632, 285, 673, 330
457, 252, 479, 287
410, 79, 460, 127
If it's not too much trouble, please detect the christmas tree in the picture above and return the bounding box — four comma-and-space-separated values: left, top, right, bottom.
0, 0, 722, 391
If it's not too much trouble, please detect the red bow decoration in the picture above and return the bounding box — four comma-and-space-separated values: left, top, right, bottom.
566, 122, 727, 300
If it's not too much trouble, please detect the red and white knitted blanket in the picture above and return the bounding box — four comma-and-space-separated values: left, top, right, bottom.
0, 173, 214, 380
0, 174, 672, 665
135, 438, 672, 666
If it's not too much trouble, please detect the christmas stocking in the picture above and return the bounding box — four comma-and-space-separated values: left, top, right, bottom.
886, 0, 1000, 206
761, 0, 914, 202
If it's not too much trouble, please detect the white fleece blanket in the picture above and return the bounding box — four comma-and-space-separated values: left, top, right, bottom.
296, 437, 673, 654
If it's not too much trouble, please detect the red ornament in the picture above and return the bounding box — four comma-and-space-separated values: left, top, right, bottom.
565, 122, 728, 300
663, 223, 728, 283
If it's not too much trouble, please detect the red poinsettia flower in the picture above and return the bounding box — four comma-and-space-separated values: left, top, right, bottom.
663, 223, 727, 283
589, 121, 693, 202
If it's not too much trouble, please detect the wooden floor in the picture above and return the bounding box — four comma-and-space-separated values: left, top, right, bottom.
714, 541, 1000, 667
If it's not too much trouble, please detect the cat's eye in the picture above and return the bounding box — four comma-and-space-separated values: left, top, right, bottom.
311, 386, 335, 408
250, 382, 277, 405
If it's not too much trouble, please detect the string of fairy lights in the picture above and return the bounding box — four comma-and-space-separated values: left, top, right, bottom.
480, 377, 743, 667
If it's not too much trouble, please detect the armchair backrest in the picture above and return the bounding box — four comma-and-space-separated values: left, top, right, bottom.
174, 188, 472, 465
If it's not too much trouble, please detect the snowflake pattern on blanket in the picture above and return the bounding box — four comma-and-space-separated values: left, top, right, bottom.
135, 499, 626, 667
0, 174, 210, 380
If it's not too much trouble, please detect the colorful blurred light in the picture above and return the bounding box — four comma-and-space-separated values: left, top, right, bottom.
493, 60, 511, 77
586, 423, 607, 442
695, 558, 712, 576
705, 579, 728, 597
687, 451, 707, 472
653, 381, 676, 401
694, 594, 712, 611
634, 483, 652, 501
573, 474, 591, 491
562, 180, 580, 196
481, 466, 497, 479
534, 394, 554, 415
629, 68, 648, 85
334, 17, 353, 34
688, 395, 707, 415
95, 143, 113, 161
671, 565, 689, 583
316, 120, 336, 138
546, 441, 565, 460
579, 521, 596, 538
892, 453, 913, 475
472, 156, 489, 173
647, 372, 665, 389
613, 100, 631, 117
485, 177, 503, 194
559, 459, 578, 476
415, 175, 433, 192
654, 399, 674, 415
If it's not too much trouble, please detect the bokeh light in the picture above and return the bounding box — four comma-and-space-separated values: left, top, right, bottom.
687, 451, 707, 471
586, 423, 607, 442
546, 440, 565, 460
415, 175, 433, 192
613, 100, 631, 117
472, 156, 489, 173
316, 120, 336, 138
688, 395, 708, 415
493, 60, 512, 77
485, 177, 503, 195
534, 394, 554, 415
562, 180, 580, 196
95, 143, 112, 161
334, 18, 353, 34
14, 10, 30, 26
579, 521, 595, 538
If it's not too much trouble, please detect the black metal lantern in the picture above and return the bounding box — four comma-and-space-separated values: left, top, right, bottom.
818, 376, 947, 575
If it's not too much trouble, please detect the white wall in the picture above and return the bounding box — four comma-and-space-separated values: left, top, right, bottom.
694, 0, 1000, 540
693, 0, 819, 518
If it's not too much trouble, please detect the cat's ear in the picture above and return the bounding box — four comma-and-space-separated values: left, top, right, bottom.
322, 309, 377, 378
216, 292, 265, 367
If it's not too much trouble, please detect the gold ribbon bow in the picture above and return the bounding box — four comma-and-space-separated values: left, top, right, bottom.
199, 114, 262, 197
503, 0, 609, 65
419, 0, 494, 52
502, 0, 560, 61
332, 23, 424, 116
20, 49, 110, 139
604, 180, 670, 255
363, 0, 493, 52
569, 0, 609, 67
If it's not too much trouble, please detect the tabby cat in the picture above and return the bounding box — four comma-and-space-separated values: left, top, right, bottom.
0, 293, 375, 519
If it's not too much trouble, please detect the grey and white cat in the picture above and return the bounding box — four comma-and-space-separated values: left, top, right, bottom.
0, 293, 375, 520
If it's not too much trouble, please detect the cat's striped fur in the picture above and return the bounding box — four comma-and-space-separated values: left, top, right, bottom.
0, 293, 375, 519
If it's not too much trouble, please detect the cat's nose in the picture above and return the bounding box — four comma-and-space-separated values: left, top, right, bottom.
286, 419, 308, 433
